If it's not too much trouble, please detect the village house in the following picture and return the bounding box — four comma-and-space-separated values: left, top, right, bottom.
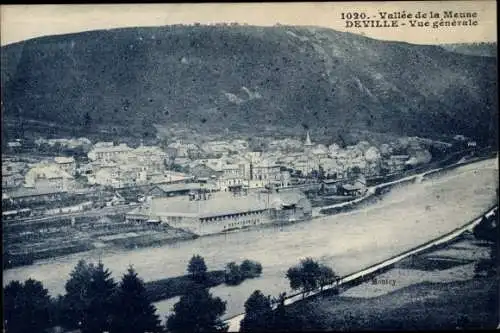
385, 155, 410, 173
129, 145, 168, 173
54, 156, 76, 176
24, 163, 76, 192
218, 163, 246, 191
2, 162, 28, 189
310, 144, 329, 159
87, 142, 132, 162
2, 172, 24, 189
339, 175, 367, 196
167, 142, 201, 159
251, 161, 281, 182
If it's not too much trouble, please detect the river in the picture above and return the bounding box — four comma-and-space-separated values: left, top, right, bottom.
3, 158, 498, 322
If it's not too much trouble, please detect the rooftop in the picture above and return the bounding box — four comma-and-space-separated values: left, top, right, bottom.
54, 156, 75, 164
342, 183, 364, 191
149, 192, 268, 218
5, 187, 68, 199
90, 143, 132, 153
151, 182, 217, 194
267, 189, 309, 209
129, 188, 309, 219
25, 164, 73, 180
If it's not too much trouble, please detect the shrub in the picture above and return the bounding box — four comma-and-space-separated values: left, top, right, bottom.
225, 262, 243, 285
240, 260, 262, 278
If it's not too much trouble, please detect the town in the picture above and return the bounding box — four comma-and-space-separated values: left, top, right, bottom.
2, 128, 479, 268
2, 8, 498, 332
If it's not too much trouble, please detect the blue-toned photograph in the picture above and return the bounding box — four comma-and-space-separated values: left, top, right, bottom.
1, 3, 498, 332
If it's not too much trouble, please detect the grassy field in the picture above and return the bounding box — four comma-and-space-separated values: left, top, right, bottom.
278, 276, 498, 330
270, 229, 499, 331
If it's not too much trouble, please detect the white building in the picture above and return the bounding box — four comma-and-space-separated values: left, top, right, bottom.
201, 141, 232, 155
87, 143, 132, 162
54, 156, 76, 176
252, 161, 281, 182
24, 163, 74, 191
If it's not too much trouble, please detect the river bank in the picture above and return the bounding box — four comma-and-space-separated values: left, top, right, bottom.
4, 157, 497, 325
262, 226, 498, 330
4, 149, 492, 270
224, 204, 498, 331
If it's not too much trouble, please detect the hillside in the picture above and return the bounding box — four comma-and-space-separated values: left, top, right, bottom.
1, 25, 497, 145
440, 42, 497, 58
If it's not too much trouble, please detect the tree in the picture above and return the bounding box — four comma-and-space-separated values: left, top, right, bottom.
110, 266, 163, 333
166, 287, 228, 333
350, 166, 362, 176
187, 254, 208, 282
84, 112, 92, 130
83, 262, 117, 333
240, 260, 263, 278
269, 292, 289, 330
4, 279, 53, 333
318, 265, 338, 291
61, 260, 117, 333
286, 258, 334, 298
240, 290, 273, 332
473, 211, 499, 277
285, 266, 303, 292
318, 165, 326, 180
473, 216, 496, 242
61, 260, 95, 329
170, 163, 184, 173
225, 261, 243, 285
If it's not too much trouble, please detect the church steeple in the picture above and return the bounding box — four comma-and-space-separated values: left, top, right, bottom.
304, 131, 313, 147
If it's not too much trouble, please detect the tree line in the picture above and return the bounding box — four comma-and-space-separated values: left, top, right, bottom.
4, 253, 337, 333
4, 260, 164, 333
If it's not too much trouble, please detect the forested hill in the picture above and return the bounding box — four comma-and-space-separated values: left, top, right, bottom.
1, 25, 497, 144
440, 42, 497, 58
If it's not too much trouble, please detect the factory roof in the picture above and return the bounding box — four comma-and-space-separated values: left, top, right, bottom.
267, 189, 309, 209
149, 192, 268, 218
127, 188, 310, 219
148, 182, 217, 196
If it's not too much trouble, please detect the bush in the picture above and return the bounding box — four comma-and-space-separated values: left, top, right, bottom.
240, 260, 262, 278
225, 262, 243, 285
286, 258, 338, 297
225, 260, 263, 285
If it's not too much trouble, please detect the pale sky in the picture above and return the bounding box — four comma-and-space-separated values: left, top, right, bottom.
1, 1, 497, 46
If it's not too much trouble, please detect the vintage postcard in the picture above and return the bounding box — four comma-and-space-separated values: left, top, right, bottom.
1, 2, 498, 332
